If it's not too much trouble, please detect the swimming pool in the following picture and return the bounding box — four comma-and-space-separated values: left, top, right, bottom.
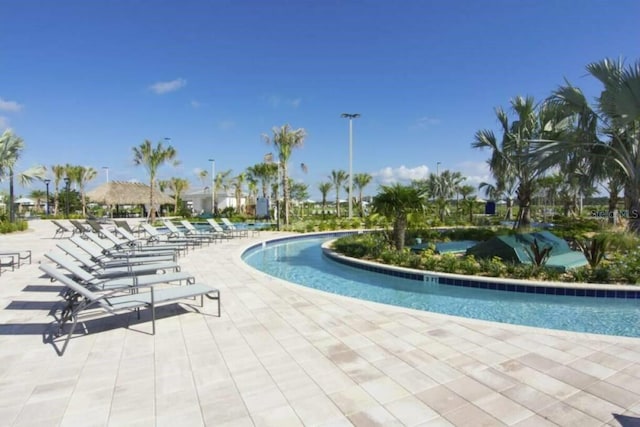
242, 235, 640, 338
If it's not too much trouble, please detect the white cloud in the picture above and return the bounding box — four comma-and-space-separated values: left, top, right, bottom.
0, 116, 9, 130
149, 78, 187, 94
0, 98, 23, 112
218, 120, 235, 130
456, 160, 492, 189
412, 116, 441, 129
373, 165, 430, 185
265, 94, 301, 109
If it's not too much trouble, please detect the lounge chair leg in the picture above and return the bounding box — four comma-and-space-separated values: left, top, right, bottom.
60, 314, 80, 356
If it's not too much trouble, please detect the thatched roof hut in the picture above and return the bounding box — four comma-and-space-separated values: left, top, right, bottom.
86, 181, 173, 205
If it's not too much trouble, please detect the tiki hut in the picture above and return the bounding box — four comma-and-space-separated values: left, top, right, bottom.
86, 181, 173, 217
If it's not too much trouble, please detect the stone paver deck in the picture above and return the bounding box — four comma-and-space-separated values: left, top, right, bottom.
1, 219, 639, 426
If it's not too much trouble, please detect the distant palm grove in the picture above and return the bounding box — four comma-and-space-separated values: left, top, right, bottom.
1, 57, 639, 241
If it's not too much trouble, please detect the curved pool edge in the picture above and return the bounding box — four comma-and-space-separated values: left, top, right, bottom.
237, 232, 640, 342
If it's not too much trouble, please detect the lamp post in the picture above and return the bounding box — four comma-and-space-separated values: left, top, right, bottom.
102, 166, 109, 183
341, 113, 360, 219
63, 177, 70, 218
44, 179, 50, 216
208, 159, 215, 216
436, 162, 441, 177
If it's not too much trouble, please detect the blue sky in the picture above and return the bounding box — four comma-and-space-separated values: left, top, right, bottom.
2, 0, 639, 199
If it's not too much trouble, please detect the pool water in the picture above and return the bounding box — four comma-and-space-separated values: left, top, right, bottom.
243, 236, 640, 338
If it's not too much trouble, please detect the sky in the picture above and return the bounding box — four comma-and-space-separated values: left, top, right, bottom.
2, 0, 639, 200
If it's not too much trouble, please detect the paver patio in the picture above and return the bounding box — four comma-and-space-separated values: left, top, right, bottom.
0, 220, 639, 426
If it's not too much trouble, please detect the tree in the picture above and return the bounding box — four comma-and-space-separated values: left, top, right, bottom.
233, 172, 246, 214
213, 169, 232, 215
458, 184, 476, 223
318, 182, 332, 219
353, 173, 372, 217
330, 169, 348, 217
472, 96, 564, 228
289, 180, 309, 217
0, 130, 45, 222
371, 184, 426, 251
132, 139, 179, 222
29, 189, 46, 213
77, 166, 97, 216
540, 58, 640, 231
262, 124, 306, 225
246, 162, 278, 198
167, 177, 189, 214
50, 164, 66, 216
196, 169, 208, 188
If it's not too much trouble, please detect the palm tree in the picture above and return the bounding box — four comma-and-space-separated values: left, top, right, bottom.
540, 58, 640, 231
330, 169, 348, 217
246, 162, 278, 198
196, 169, 208, 188
29, 189, 46, 213
353, 173, 372, 217
167, 177, 189, 214
262, 124, 307, 225
50, 164, 66, 216
371, 183, 426, 250
77, 166, 97, 216
213, 169, 232, 214
318, 182, 332, 219
132, 139, 179, 222
0, 130, 45, 222
233, 172, 246, 214
472, 96, 564, 228
458, 184, 476, 223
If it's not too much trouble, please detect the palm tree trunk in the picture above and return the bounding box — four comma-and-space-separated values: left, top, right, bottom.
516, 182, 532, 228
393, 215, 407, 250
9, 170, 15, 222
282, 163, 289, 225
149, 180, 155, 222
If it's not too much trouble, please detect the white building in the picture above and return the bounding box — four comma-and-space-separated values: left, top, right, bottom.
182, 188, 246, 215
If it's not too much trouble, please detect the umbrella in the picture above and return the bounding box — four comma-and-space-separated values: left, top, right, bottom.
86, 181, 173, 205
14, 197, 35, 205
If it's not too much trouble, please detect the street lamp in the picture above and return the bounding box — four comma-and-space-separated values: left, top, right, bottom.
341, 113, 360, 219
44, 179, 50, 216
208, 159, 215, 216
63, 177, 70, 218
436, 162, 441, 176
102, 166, 109, 183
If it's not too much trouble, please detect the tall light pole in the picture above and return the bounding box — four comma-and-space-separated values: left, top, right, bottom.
341, 113, 360, 219
44, 179, 50, 216
102, 166, 109, 183
436, 162, 441, 177
63, 177, 70, 218
208, 159, 215, 216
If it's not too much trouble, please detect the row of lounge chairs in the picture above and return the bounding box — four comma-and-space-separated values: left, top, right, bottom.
40, 222, 223, 356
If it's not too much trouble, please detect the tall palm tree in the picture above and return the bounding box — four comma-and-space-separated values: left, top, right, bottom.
458, 184, 476, 223
132, 139, 179, 222
330, 169, 348, 217
540, 58, 640, 231
213, 169, 232, 214
29, 189, 46, 213
77, 166, 97, 216
262, 124, 307, 225
318, 182, 332, 219
233, 172, 246, 214
246, 162, 278, 199
196, 169, 208, 188
371, 183, 426, 250
167, 177, 189, 214
353, 173, 372, 217
472, 96, 564, 228
50, 164, 66, 216
0, 130, 45, 222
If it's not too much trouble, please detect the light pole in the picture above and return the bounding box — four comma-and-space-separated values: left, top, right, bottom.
102, 166, 109, 183
341, 113, 360, 219
208, 159, 215, 216
63, 177, 70, 218
436, 162, 441, 177
44, 179, 50, 216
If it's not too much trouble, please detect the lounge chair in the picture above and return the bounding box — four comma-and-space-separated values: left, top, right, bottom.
69, 235, 177, 265
40, 263, 220, 356
51, 220, 73, 239
45, 250, 195, 291
56, 240, 181, 278
161, 220, 215, 244
112, 227, 190, 254
206, 218, 235, 239
69, 219, 91, 235
221, 218, 249, 237
140, 223, 203, 249
102, 228, 187, 255
86, 219, 107, 236
179, 220, 226, 241
114, 220, 142, 237
85, 230, 179, 257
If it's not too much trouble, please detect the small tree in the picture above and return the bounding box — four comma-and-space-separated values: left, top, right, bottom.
371, 183, 426, 251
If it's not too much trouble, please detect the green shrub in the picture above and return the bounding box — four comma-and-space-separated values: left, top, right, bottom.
0, 220, 28, 234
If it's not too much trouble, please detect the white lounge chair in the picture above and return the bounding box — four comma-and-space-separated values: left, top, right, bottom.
40, 263, 220, 356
